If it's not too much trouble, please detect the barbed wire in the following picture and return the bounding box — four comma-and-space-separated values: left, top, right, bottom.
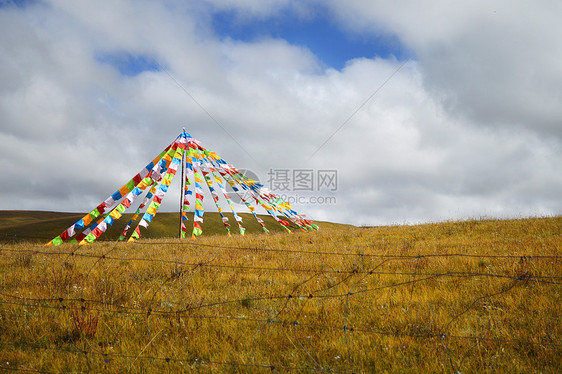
1, 233, 560, 261
1, 271, 559, 340
134, 240, 562, 260
0, 243, 562, 263
1, 295, 559, 350
2, 259, 561, 287
1, 233, 560, 372
0, 341, 346, 373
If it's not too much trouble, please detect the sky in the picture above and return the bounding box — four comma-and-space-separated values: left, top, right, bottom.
0, 0, 561, 226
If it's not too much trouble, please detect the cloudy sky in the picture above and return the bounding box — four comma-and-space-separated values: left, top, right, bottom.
1, 0, 561, 225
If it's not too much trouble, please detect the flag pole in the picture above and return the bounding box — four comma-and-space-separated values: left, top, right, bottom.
179, 131, 186, 239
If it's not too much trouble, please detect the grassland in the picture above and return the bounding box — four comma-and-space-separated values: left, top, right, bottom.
0, 210, 348, 243
0, 213, 560, 373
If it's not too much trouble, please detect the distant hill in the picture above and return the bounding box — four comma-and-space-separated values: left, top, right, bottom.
0, 210, 350, 243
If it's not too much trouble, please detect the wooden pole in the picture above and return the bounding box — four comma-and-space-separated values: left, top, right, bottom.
179, 143, 185, 239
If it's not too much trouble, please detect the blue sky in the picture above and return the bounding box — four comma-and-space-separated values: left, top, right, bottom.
0, 0, 31, 7
96, 52, 160, 77
95, 5, 411, 77
212, 9, 410, 71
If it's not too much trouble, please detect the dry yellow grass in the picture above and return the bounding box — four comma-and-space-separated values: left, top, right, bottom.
0, 217, 560, 373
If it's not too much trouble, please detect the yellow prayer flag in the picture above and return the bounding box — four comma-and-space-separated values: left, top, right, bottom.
138, 180, 149, 190
110, 210, 122, 220
119, 185, 130, 197
82, 215, 93, 227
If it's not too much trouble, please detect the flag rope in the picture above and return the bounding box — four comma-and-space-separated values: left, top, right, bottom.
46, 131, 317, 245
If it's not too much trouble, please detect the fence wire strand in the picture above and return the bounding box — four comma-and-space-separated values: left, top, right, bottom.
1, 235, 560, 372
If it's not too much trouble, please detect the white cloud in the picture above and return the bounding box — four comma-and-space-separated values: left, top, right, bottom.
325, 0, 562, 139
0, 0, 560, 226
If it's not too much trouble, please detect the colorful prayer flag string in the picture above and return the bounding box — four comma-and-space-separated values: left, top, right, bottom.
46, 131, 317, 246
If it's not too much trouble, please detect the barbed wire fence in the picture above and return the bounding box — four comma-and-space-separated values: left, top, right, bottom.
0, 234, 561, 373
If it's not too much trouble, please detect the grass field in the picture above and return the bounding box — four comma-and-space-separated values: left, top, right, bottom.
0, 210, 347, 243
0, 212, 560, 373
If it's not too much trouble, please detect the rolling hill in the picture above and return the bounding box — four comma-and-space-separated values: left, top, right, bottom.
0, 210, 349, 243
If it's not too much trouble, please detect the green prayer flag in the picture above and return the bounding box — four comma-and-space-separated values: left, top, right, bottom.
84, 233, 96, 243
126, 179, 136, 191
89, 209, 101, 220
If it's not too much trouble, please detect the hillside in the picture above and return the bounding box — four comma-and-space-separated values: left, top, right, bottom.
0, 216, 560, 372
0, 210, 349, 243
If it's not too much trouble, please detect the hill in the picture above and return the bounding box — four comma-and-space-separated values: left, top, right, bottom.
0, 210, 349, 243
0, 216, 560, 372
